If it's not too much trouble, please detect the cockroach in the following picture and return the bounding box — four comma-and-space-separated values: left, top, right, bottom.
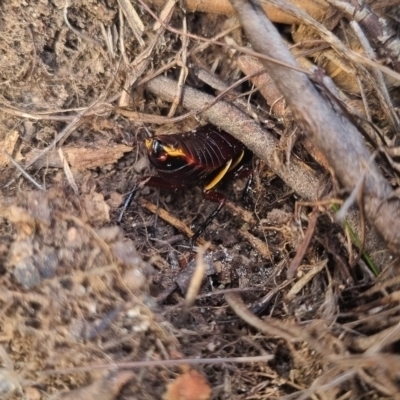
118, 124, 252, 248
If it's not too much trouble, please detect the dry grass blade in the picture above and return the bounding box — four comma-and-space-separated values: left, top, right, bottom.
58, 148, 79, 195
184, 247, 207, 309
286, 259, 327, 300
118, 0, 145, 46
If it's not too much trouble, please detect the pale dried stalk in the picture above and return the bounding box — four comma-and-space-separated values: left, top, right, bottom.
117, 0, 145, 46
184, 249, 207, 309
58, 148, 79, 195
168, 14, 189, 117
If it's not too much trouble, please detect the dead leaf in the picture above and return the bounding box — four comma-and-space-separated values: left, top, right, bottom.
163, 370, 211, 400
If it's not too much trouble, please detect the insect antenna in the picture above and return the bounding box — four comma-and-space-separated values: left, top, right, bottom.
117, 185, 139, 223
118, 177, 150, 223
190, 190, 226, 252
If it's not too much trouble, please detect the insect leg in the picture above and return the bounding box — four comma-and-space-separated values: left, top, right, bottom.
233, 167, 253, 202
190, 190, 226, 250
118, 176, 185, 222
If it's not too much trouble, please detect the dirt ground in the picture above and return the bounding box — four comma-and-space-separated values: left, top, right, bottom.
1, 0, 400, 399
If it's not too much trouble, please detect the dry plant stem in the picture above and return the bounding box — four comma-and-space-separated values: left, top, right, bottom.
225, 199, 256, 224
5, 62, 121, 187
361, 275, 400, 297
225, 294, 300, 342
344, 305, 400, 331
24, 144, 132, 170
101, 24, 114, 59
115, 109, 171, 123
351, 322, 400, 353
58, 148, 79, 195
41, 355, 274, 375
144, 0, 328, 25
138, 0, 243, 60
0, 106, 78, 121
57, 371, 136, 400
356, 369, 399, 399
119, 7, 129, 65
286, 259, 328, 300
117, 0, 145, 46
237, 55, 286, 116
184, 248, 207, 309
2, 152, 44, 191
153, 0, 176, 30
229, 0, 400, 255
225, 293, 343, 363
194, 68, 251, 113
326, 0, 400, 74
236, 54, 332, 172
168, 14, 189, 117
238, 229, 271, 259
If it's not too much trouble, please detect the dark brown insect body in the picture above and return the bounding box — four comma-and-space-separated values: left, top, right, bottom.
119, 124, 252, 247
